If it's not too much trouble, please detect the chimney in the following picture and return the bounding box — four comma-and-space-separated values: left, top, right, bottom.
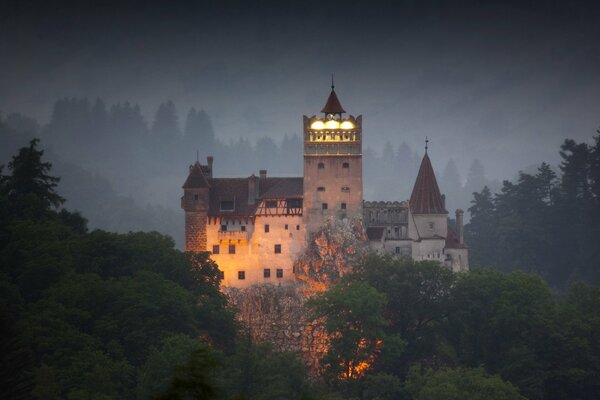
259, 169, 267, 179
441, 194, 446, 209
248, 174, 259, 204
206, 156, 214, 178
456, 209, 464, 245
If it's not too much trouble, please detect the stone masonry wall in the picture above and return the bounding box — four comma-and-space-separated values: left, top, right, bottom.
185, 212, 207, 251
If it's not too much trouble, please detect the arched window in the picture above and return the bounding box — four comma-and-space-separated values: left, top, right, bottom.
318, 162, 325, 169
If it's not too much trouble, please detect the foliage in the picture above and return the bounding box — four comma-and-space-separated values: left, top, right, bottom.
465, 133, 600, 286
405, 366, 526, 400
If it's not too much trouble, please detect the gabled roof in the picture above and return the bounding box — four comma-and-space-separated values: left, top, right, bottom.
410, 153, 448, 214
183, 162, 210, 189
207, 177, 304, 217
321, 89, 346, 114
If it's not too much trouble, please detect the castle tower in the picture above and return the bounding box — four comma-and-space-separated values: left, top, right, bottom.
303, 83, 363, 233
409, 147, 448, 239
181, 159, 211, 251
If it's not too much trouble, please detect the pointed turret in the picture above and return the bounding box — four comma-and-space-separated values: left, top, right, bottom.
410, 152, 447, 214
321, 89, 346, 115
183, 162, 210, 189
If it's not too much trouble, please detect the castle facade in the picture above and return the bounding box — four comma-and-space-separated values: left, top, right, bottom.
181, 86, 468, 287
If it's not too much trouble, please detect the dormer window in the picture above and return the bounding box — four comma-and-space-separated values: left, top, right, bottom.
220, 200, 234, 211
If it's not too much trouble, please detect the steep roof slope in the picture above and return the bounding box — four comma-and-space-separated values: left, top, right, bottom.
409, 153, 448, 214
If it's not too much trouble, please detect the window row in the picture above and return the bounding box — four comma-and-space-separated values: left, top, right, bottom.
322, 203, 347, 210
317, 186, 351, 192
237, 268, 284, 280
264, 224, 300, 232
212, 244, 282, 254
317, 162, 350, 169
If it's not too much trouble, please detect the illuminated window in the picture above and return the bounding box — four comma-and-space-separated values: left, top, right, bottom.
264, 268, 271, 278
341, 203, 347, 210
229, 244, 236, 254
318, 162, 325, 169
317, 187, 326, 192
265, 224, 270, 233
212, 245, 220, 254
238, 271, 245, 280
274, 244, 281, 253
342, 162, 349, 168
322, 203, 328, 210
276, 268, 283, 278
341, 186, 350, 192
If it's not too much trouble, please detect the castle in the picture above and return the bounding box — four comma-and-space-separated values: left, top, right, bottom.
181, 85, 468, 287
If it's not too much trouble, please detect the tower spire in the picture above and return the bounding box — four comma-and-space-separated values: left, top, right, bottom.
425, 136, 429, 153
331, 73, 334, 90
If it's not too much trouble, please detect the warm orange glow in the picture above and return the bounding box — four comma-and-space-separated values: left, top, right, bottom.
325, 120, 340, 129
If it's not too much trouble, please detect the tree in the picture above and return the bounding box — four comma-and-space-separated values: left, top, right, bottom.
3, 138, 64, 218
184, 108, 215, 157
405, 366, 526, 400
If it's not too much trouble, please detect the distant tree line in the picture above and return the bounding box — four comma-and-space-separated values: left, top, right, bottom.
466, 133, 600, 286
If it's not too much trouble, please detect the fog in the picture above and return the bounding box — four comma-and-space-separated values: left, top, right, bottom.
1, 0, 599, 247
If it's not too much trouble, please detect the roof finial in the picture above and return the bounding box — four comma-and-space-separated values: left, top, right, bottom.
196, 149, 199, 163
425, 136, 429, 153
331, 73, 335, 90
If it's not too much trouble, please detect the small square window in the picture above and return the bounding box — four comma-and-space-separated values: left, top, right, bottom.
241, 225, 246, 232
238, 271, 245, 280
274, 244, 281, 254
264, 268, 271, 278
318, 162, 325, 169
265, 224, 270, 233
194, 194, 199, 200
342, 162, 350, 168
322, 203, 328, 210
317, 186, 326, 192
428, 222, 435, 229
276, 268, 283, 278
395, 247, 400, 254
212, 245, 220, 254
296, 225, 300, 230
221, 224, 227, 231
218, 271, 224, 280
341, 203, 347, 210
285, 224, 288, 230
229, 244, 236, 254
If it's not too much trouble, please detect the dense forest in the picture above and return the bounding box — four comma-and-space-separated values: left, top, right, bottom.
1, 98, 500, 248
1, 136, 599, 399
466, 133, 600, 286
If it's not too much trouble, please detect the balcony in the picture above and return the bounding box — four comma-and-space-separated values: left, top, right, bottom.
217, 230, 249, 241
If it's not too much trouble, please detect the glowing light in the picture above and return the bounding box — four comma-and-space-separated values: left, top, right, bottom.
325, 120, 340, 129
311, 120, 325, 130
340, 121, 354, 130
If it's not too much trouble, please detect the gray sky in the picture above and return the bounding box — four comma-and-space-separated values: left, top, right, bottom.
1, 0, 599, 179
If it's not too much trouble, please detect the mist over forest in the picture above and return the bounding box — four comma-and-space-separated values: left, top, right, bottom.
0, 98, 502, 248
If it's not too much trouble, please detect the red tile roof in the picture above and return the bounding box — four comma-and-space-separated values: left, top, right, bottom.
207, 177, 303, 217
321, 89, 346, 114
183, 162, 210, 189
410, 153, 448, 214
445, 228, 467, 249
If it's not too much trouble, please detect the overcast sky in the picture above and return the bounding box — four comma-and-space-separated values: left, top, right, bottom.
1, 0, 599, 180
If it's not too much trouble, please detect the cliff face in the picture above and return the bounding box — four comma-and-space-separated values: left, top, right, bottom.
224, 217, 367, 376
225, 284, 329, 375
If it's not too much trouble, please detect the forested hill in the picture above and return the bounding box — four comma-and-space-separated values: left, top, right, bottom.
1, 139, 599, 399
465, 133, 600, 287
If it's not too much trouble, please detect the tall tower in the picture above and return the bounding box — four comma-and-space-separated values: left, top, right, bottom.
303, 83, 363, 233
181, 160, 211, 251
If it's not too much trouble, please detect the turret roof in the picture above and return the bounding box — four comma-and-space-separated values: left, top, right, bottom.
410, 153, 448, 214
183, 162, 210, 189
321, 89, 346, 114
